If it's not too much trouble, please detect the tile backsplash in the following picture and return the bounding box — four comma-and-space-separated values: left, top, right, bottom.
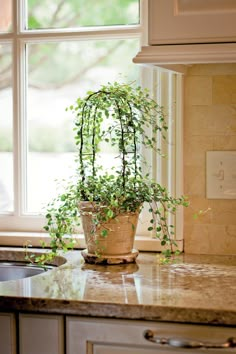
184, 64, 236, 255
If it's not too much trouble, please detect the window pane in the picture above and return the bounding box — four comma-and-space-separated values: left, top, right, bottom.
0, 43, 13, 212
27, 0, 139, 29
0, 0, 12, 32
27, 39, 139, 213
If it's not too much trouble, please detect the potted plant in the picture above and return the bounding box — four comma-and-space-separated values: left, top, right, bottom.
42, 82, 188, 265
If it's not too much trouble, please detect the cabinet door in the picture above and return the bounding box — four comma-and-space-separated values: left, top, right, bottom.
66, 317, 159, 354
19, 313, 64, 354
0, 313, 16, 354
149, 0, 236, 45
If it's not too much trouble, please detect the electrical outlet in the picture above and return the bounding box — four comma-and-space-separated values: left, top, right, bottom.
206, 151, 236, 199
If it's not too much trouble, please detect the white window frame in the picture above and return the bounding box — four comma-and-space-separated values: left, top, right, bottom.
135, 66, 184, 251
0, 0, 184, 252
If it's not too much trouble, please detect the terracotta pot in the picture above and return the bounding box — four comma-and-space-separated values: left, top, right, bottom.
79, 202, 140, 263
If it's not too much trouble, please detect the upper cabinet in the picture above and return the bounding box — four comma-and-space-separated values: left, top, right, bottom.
133, 0, 236, 65
149, 0, 236, 45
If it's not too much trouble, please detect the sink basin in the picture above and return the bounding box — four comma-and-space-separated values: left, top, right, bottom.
0, 249, 67, 282
0, 261, 55, 282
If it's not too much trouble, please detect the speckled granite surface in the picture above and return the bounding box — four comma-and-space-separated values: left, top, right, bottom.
0, 248, 236, 326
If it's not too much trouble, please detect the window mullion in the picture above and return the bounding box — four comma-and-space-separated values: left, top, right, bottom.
13, 0, 28, 217
154, 69, 165, 185
12, 0, 20, 217
175, 74, 184, 245
167, 72, 177, 241
167, 72, 176, 196
140, 0, 148, 45
19, 40, 28, 215
17, 27, 141, 42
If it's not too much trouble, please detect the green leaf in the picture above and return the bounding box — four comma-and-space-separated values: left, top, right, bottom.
101, 229, 108, 237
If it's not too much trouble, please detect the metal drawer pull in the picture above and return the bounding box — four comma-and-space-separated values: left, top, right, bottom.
144, 330, 236, 349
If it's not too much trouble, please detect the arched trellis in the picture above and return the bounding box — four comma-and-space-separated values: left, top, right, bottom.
77, 88, 140, 190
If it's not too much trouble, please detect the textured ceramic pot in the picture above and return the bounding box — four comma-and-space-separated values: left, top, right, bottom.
79, 202, 140, 264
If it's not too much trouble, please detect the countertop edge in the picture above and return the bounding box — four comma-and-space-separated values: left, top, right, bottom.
1, 296, 236, 326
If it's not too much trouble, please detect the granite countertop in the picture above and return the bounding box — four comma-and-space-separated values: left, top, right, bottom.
0, 248, 236, 326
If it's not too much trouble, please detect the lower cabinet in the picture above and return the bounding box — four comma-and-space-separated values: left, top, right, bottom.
0, 313, 16, 354
19, 313, 64, 354
1, 312, 236, 354
66, 317, 236, 354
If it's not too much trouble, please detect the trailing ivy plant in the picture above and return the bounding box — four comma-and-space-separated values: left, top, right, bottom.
32, 82, 188, 264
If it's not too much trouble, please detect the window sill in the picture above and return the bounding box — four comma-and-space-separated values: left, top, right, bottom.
0, 232, 183, 252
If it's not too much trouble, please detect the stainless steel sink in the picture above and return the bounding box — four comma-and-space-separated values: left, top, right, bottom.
0, 248, 67, 282
0, 261, 55, 282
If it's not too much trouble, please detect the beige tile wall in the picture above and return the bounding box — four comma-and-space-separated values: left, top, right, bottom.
184, 64, 236, 255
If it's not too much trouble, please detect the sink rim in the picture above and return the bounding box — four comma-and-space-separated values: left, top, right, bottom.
0, 260, 56, 270
0, 248, 67, 267
0, 248, 68, 282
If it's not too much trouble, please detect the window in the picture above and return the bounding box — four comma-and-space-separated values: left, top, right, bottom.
0, 0, 183, 251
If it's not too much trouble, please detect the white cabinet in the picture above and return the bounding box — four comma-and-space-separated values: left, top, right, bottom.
0, 313, 16, 354
149, 0, 236, 45
1, 311, 235, 354
19, 313, 64, 354
66, 317, 236, 354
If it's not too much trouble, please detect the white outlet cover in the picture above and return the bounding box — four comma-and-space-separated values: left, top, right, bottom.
206, 151, 236, 199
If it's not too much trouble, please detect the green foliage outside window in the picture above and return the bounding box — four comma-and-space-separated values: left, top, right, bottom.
27, 0, 139, 29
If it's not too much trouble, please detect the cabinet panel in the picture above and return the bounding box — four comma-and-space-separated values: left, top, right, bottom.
67, 317, 157, 354
149, 0, 236, 45
93, 344, 164, 354
19, 313, 64, 354
0, 313, 16, 354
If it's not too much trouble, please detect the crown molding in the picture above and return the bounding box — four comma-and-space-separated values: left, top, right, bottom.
133, 43, 236, 69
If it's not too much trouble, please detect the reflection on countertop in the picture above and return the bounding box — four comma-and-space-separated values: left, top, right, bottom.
0, 248, 236, 325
